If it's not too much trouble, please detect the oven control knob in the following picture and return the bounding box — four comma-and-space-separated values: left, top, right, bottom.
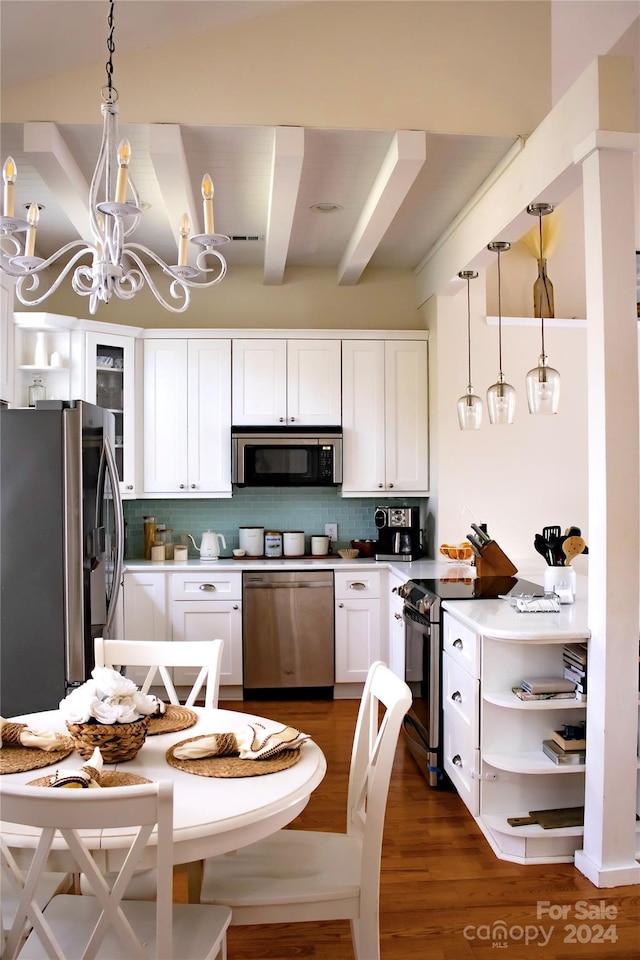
397, 582, 411, 599
416, 596, 433, 616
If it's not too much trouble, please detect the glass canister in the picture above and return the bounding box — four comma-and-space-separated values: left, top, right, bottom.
143, 516, 157, 560
264, 531, 283, 557
28, 378, 46, 407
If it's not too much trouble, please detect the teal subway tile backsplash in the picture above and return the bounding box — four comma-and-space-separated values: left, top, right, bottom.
124, 489, 426, 559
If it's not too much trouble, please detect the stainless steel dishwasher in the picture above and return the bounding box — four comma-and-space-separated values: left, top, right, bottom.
242, 570, 334, 695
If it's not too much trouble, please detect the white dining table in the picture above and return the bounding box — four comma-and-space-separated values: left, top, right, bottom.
1, 706, 326, 897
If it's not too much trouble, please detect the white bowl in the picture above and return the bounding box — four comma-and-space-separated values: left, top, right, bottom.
233, 549, 246, 558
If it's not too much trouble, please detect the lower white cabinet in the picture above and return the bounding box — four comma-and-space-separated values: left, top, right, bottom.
123, 570, 242, 691
170, 572, 242, 688
442, 609, 588, 864
334, 570, 382, 683
387, 570, 406, 680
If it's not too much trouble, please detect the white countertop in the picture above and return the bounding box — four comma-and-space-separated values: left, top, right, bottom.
124, 556, 589, 641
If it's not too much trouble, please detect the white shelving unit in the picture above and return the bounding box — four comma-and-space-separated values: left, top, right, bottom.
14, 313, 79, 407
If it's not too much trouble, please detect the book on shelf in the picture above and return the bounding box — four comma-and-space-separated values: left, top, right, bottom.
551, 726, 586, 751
542, 739, 585, 765
520, 677, 577, 694
512, 686, 576, 702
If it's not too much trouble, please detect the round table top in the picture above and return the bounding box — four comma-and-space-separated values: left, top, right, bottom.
1, 706, 326, 870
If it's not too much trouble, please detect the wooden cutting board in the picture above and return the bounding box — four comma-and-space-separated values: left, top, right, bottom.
507, 806, 584, 829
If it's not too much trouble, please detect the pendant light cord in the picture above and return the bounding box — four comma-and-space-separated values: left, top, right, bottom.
497, 247, 504, 375
466, 277, 472, 386
538, 213, 552, 357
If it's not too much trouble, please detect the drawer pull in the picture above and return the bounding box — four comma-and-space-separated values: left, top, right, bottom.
451, 691, 462, 703
199, 583, 217, 592
452, 754, 463, 768
394, 612, 403, 621
452, 638, 464, 650
349, 582, 366, 590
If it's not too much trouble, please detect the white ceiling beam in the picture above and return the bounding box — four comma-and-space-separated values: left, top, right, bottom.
148, 124, 200, 264
23, 122, 91, 242
264, 126, 305, 285
337, 130, 426, 286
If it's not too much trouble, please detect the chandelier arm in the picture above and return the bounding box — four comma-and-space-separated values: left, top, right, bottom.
9, 243, 100, 305
120, 247, 190, 313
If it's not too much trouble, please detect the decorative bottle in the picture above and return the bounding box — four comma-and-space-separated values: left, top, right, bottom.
533, 258, 555, 319
28, 378, 46, 407
33, 331, 48, 366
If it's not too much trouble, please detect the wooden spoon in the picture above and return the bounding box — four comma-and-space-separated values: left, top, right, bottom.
562, 535, 585, 566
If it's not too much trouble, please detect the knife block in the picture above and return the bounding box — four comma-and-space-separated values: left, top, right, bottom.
476, 540, 518, 578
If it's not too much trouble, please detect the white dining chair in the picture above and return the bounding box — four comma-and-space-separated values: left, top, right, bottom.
94, 637, 224, 709
0, 780, 232, 960
1, 870, 73, 955
199, 660, 412, 960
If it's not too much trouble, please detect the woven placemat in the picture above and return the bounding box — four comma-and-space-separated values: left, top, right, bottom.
147, 704, 197, 736
27, 771, 152, 788
0, 743, 74, 775
166, 735, 301, 778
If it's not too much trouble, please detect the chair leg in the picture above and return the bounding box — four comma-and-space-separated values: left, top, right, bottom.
351, 911, 380, 960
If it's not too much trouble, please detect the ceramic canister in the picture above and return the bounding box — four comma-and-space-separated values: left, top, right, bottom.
283, 531, 305, 557
264, 531, 283, 557
239, 526, 264, 556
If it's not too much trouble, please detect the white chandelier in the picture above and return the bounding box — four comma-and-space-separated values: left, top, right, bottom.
0, 1, 229, 314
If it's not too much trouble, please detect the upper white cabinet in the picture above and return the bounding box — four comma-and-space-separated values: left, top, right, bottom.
232, 338, 341, 425
0, 274, 15, 404
84, 329, 137, 497
341, 339, 429, 495
143, 338, 231, 497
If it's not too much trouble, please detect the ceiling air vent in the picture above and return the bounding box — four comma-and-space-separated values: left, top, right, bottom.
230, 235, 264, 241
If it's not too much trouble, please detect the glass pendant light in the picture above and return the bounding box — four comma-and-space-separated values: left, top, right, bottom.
456, 270, 482, 429
486, 241, 516, 424
525, 202, 560, 414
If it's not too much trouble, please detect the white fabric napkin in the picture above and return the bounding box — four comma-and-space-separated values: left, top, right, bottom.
173, 722, 310, 760
49, 747, 104, 788
0, 717, 73, 752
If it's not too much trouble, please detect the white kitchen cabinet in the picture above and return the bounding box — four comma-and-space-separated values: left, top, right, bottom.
443, 609, 588, 864
122, 571, 168, 686
84, 328, 137, 497
232, 338, 341, 426
334, 570, 382, 683
13, 312, 79, 408
341, 339, 428, 495
0, 273, 14, 404
387, 569, 406, 680
143, 338, 231, 496
170, 572, 242, 690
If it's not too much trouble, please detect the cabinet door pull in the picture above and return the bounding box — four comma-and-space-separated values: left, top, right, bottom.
126, 484, 133, 490
451, 691, 462, 703
179, 483, 185, 489
388, 483, 394, 489
233, 604, 239, 610
452, 754, 463, 767
191, 484, 196, 489
199, 583, 216, 592
378, 482, 384, 488
394, 612, 403, 620
453, 637, 464, 650
349, 582, 366, 590
338, 602, 344, 608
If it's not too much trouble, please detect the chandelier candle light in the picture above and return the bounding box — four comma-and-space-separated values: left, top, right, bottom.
0, 1, 230, 314
457, 269, 482, 430
525, 202, 561, 415
486, 241, 516, 425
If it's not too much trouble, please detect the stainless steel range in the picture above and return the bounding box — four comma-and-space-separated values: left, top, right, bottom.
398, 574, 544, 787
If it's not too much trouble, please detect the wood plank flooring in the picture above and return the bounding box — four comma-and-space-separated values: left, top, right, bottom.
186, 696, 640, 959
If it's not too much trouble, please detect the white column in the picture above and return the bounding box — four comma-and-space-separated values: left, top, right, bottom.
573, 132, 640, 887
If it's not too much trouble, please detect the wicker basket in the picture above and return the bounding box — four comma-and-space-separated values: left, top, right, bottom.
66, 716, 150, 763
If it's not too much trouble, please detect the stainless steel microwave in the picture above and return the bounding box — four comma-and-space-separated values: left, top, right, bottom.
231, 427, 343, 486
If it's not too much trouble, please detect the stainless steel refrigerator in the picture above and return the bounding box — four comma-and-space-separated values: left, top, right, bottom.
0, 400, 124, 715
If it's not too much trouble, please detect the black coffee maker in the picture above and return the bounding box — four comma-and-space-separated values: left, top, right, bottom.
374, 506, 421, 561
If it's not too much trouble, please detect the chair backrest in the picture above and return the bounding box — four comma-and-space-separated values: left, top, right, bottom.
0, 780, 174, 960
346, 661, 412, 895
94, 637, 224, 709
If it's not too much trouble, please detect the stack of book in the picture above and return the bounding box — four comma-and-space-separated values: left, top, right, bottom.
563, 642, 588, 701
543, 725, 586, 765
511, 677, 577, 702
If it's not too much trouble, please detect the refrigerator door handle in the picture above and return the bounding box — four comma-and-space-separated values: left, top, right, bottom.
102, 436, 125, 639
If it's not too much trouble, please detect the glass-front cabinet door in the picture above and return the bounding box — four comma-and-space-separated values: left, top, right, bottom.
84, 330, 136, 496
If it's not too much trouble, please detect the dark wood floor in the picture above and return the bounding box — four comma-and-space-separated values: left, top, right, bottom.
199, 697, 640, 959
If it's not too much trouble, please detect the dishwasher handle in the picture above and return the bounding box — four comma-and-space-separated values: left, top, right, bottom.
244, 579, 331, 589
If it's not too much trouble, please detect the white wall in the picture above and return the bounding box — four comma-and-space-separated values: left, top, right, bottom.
426, 270, 588, 566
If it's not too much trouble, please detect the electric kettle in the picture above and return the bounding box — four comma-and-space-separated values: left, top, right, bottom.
187, 531, 226, 560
